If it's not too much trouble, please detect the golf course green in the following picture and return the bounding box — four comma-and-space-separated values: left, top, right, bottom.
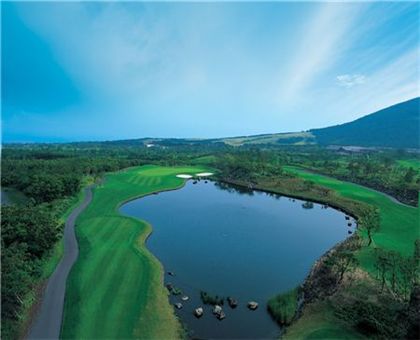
281, 166, 419, 339
284, 166, 419, 270
61, 165, 206, 339
60, 164, 418, 339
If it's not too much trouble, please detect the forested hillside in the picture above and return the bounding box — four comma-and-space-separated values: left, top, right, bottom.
311, 98, 420, 148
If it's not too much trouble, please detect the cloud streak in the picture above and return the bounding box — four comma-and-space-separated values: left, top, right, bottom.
336, 74, 366, 88
279, 3, 364, 102
3, 2, 419, 141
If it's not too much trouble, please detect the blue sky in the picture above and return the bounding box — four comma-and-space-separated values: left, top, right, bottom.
2, 2, 419, 142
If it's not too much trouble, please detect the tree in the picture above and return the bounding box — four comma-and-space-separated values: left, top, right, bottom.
347, 161, 360, 178
361, 209, 380, 246
326, 250, 358, 283
404, 167, 416, 183
387, 250, 400, 292
2, 205, 59, 259
24, 174, 64, 203
302, 180, 315, 191
414, 239, 420, 263
399, 257, 417, 300
1, 242, 32, 321
62, 175, 81, 196
374, 248, 391, 292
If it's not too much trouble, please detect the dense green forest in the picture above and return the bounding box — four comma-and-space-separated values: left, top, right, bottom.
1, 142, 419, 338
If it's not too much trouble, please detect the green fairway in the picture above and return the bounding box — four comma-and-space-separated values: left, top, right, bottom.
284, 166, 419, 262
397, 159, 420, 170
61, 165, 206, 339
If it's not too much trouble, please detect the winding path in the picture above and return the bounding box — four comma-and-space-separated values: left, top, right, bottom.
27, 185, 94, 339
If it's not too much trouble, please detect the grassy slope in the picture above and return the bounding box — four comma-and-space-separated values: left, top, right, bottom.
222, 132, 314, 146
283, 166, 419, 339
285, 301, 365, 340
61, 165, 206, 339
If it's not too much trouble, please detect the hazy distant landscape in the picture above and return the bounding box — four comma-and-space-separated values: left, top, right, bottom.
1, 2, 419, 340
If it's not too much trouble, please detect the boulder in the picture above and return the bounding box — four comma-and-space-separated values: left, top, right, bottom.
194, 307, 204, 318
247, 301, 258, 310
213, 305, 222, 315
227, 297, 238, 308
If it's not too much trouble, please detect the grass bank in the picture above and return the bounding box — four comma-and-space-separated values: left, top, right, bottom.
268, 287, 300, 326
283, 166, 419, 270
280, 166, 419, 339
61, 165, 206, 339
284, 300, 366, 339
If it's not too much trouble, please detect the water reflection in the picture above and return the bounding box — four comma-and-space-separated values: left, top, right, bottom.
121, 180, 355, 339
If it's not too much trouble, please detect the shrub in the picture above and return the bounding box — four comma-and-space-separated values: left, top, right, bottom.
267, 287, 300, 325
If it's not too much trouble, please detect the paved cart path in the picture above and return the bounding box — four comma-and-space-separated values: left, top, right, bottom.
27, 185, 94, 339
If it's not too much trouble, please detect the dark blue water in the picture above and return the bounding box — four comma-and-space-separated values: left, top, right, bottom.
120, 180, 355, 339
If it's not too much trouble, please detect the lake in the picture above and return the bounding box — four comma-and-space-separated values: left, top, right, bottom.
120, 180, 355, 339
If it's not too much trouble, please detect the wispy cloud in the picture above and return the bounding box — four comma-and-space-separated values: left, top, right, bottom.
336, 74, 366, 88
318, 48, 419, 127
17, 3, 176, 100
347, 48, 419, 113
279, 3, 365, 102
3, 2, 419, 141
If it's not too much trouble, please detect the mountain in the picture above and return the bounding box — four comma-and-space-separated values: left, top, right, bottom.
310, 98, 420, 149
13, 98, 417, 149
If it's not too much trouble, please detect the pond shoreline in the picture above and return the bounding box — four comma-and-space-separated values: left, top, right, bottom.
216, 176, 364, 333
121, 176, 356, 339
218, 178, 361, 223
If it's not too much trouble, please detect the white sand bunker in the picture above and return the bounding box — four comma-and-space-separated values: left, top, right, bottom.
196, 172, 214, 177
176, 174, 193, 179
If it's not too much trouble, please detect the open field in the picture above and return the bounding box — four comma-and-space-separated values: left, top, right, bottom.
61, 165, 206, 339
221, 132, 315, 146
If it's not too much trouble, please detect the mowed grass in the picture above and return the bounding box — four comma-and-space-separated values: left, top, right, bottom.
284, 166, 419, 269
61, 165, 206, 339
397, 159, 420, 170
